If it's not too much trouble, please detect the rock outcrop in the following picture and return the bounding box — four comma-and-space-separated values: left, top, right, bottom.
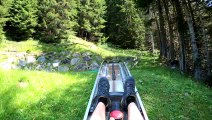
0, 51, 102, 72
0, 51, 139, 72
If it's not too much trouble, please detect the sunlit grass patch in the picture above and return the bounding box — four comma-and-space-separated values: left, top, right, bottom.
0, 36, 140, 59
0, 40, 41, 53
0, 69, 96, 120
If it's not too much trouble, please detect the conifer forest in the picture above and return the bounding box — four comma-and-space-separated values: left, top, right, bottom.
0, 0, 212, 83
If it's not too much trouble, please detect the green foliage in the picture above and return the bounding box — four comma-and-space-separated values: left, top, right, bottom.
6, 0, 38, 40
106, 0, 145, 49
134, 0, 154, 8
77, 0, 107, 42
0, 27, 4, 42
0, 0, 13, 42
1, 0, 146, 46
37, 0, 78, 43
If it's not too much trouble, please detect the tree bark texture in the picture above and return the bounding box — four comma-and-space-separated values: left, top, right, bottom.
172, 0, 186, 72
157, 0, 167, 58
153, 4, 162, 55
181, 0, 201, 79
162, 0, 175, 61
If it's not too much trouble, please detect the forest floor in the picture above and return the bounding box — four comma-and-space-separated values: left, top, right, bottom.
0, 37, 212, 120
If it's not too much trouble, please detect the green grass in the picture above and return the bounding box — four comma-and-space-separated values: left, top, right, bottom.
0, 38, 212, 120
132, 56, 212, 120
0, 36, 140, 59
0, 69, 96, 120
0, 40, 40, 53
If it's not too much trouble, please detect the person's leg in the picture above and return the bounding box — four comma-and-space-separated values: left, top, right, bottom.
128, 102, 144, 120
122, 77, 144, 120
90, 77, 111, 120
90, 102, 106, 120
121, 76, 137, 109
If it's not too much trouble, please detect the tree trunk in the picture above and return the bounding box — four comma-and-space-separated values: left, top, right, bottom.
153, 4, 162, 55
172, 0, 186, 72
182, 0, 201, 79
149, 7, 155, 53
198, 4, 212, 81
150, 30, 155, 53
162, 0, 175, 61
157, 0, 167, 59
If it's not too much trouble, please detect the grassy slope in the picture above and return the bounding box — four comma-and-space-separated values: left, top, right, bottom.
0, 70, 96, 120
0, 36, 138, 58
133, 55, 212, 120
0, 38, 212, 120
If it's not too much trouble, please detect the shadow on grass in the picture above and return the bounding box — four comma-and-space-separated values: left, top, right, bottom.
0, 72, 96, 120
131, 57, 212, 120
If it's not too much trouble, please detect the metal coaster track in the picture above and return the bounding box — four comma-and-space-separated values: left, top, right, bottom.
83, 61, 149, 120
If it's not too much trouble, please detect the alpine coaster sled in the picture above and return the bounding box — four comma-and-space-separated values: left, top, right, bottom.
83, 61, 149, 120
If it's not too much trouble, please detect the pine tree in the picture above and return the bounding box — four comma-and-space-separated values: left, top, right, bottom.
37, 0, 78, 43
77, 0, 107, 43
0, 0, 13, 42
5, 0, 38, 40
106, 0, 145, 49
134, 0, 154, 8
